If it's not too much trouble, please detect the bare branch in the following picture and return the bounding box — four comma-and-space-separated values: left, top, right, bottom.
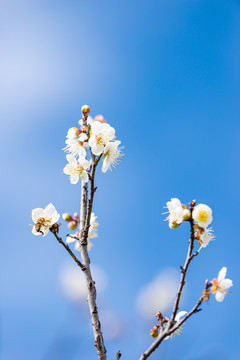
116, 351, 122, 360
52, 232, 84, 270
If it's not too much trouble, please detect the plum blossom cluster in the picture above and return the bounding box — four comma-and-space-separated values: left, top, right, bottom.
63, 106, 124, 184
165, 198, 215, 249
63, 211, 99, 251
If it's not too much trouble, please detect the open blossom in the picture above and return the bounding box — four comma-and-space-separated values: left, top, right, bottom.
63, 138, 86, 158
63, 154, 90, 184
89, 121, 115, 155
211, 267, 233, 302
192, 204, 212, 228
165, 198, 184, 229
32, 203, 60, 236
164, 311, 187, 340
102, 140, 123, 173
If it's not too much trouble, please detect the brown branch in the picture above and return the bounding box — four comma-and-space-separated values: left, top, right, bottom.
138, 296, 203, 360
52, 232, 85, 270
78, 112, 106, 360
139, 200, 200, 360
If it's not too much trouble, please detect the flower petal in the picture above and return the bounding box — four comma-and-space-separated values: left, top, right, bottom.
218, 267, 227, 282
31, 208, 44, 223
215, 291, 225, 302
220, 279, 233, 290
175, 311, 187, 322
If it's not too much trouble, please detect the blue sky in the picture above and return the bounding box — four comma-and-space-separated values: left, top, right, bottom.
1, 0, 240, 359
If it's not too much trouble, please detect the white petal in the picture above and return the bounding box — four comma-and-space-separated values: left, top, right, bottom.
215, 291, 225, 302
218, 267, 227, 282
70, 173, 80, 184
220, 279, 233, 290
91, 121, 102, 134
75, 241, 81, 251
102, 158, 110, 173
66, 154, 77, 165
31, 208, 44, 223
45, 203, 57, 219
175, 311, 187, 322
91, 143, 104, 155
66, 236, 76, 244
81, 171, 89, 183
32, 226, 42, 236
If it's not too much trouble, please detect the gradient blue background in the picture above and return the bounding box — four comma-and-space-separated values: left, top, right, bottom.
1, 0, 240, 359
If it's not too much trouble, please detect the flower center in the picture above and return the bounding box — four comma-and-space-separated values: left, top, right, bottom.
198, 209, 209, 222
96, 135, 104, 146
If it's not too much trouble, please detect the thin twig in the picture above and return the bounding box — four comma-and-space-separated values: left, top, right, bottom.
116, 351, 122, 360
52, 232, 84, 270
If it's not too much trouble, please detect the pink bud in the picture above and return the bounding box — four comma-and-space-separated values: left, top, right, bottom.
81, 105, 90, 115
150, 325, 159, 338
94, 114, 107, 123
68, 221, 77, 230
62, 213, 72, 221
73, 212, 79, 219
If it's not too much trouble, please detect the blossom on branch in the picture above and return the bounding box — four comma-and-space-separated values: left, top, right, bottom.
165, 198, 184, 228
192, 204, 212, 228
102, 140, 123, 173
31, 203, 60, 236
89, 121, 115, 155
211, 267, 233, 302
164, 311, 187, 340
63, 154, 90, 184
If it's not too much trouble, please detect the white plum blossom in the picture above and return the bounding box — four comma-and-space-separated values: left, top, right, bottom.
32, 203, 60, 236
102, 140, 123, 173
66, 233, 93, 252
199, 227, 215, 248
89, 121, 115, 155
63, 154, 90, 184
164, 311, 187, 340
165, 198, 184, 229
211, 267, 233, 302
192, 204, 212, 228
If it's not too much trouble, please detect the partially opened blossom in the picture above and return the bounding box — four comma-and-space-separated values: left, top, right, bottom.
89, 121, 115, 155
63, 154, 90, 184
165, 198, 184, 228
164, 311, 187, 340
66, 127, 81, 139
199, 227, 215, 248
192, 204, 212, 228
211, 267, 233, 302
102, 140, 123, 173
32, 203, 60, 236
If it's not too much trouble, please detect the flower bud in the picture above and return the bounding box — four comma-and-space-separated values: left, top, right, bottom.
94, 114, 107, 123
73, 212, 79, 219
81, 105, 90, 115
183, 209, 191, 221
68, 221, 77, 230
62, 213, 72, 221
150, 325, 159, 338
